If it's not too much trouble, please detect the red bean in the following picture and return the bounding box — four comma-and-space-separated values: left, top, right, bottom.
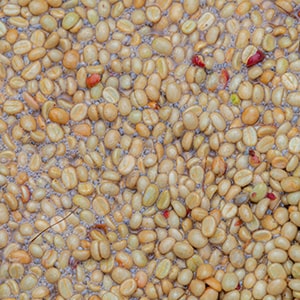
246, 50, 265, 67
191, 55, 205, 68
86, 74, 101, 88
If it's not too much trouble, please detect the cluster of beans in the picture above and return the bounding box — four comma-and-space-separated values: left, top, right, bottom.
1, 0, 300, 299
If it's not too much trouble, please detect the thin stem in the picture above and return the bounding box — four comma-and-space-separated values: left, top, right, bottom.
29, 205, 79, 245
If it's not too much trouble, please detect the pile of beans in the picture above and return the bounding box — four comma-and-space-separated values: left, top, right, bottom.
1, 0, 300, 299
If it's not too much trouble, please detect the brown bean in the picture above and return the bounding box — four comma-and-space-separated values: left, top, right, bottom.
63, 50, 79, 69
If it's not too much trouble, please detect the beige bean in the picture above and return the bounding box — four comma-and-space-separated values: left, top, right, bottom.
292, 263, 300, 280
46, 123, 64, 142
10, 55, 24, 72
210, 112, 226, 131
287, 92, 300, 106
268, 263, 286, 281
198, 12, 216, 31
8, 263, 25, 279
119, 278, 137, 297
131, 250, 147, 267
288, 245, 300, 262
187, 229, 208, 249
111, 267, 131, 284
22, 61, 42, 80
290, 211, 300, 226
40, 15, 57, 32
221, 272, 238, 292
238, 81, 253, 100
183, 111, 198, 130
0, 229, 9, 249
233, 169, 253, 187
281, 177, 300, 192
183, 0, 199, 14
225, 128, 242, 143
103, 86, 120, 103
201, 216, 217, 237
111, 2, 124, 18
236, 29, 250, 48
8, 250, 32, 264
268, 249, 288, 263
282, 72, 298, 90
262, 33, 276, 51
207, 26, 220, 45
32, 286, 50, 298
28, 0, 49, 15
166, 82, 182, 103
242, 126, 257, 146
0, 21, 7, 37
41, 249, 58, 268
92, 196, 110, 216
181, 20, 196, 35
118, 155, 136, 176
155, 259, 172, 279
4, 192, 18, 210
173, 241, 194, 259
222, 203, 237, 219
152, 37, 172, 55
58, 277, 73, 298
116, 19, 134, 34
256, 136, 275, 153
20, 273, 38, 291
252, 280, 267, 299
95, 21, 110, 43
158, 237, 175, 254
13, 40, 32, 55
28, 47, 47, 62
138, 230, 157, 244
289, 137, 300, 154
62, 12, 80, 30
3, 100, 24, 115
288, 279, 300, 292
239, 204, 253, 222
90, 240, 110, 260
236, 0, 251, 15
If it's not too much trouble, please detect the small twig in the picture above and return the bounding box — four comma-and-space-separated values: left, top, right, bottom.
29, 205, 79, 245
275, 3, 300, 20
